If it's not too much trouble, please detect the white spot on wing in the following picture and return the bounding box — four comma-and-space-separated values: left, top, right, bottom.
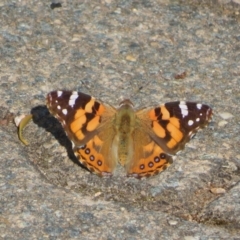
196, 118, 200, 122
179, 101, 188, 118
57, 91, 63, 97
197, 103, 202, 109
57, 105, 61, 110
69, 92, 79, 107
188, 120, 194, 126
62, 109, 68, 115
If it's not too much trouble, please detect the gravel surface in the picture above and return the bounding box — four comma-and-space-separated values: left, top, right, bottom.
0, 0, 240, 239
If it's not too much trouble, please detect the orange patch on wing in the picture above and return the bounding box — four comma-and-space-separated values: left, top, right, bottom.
148, 109, 158, 120
74, 109, 86, 119
85, 99, 95, 113
86, 116, 100, 132
152, 121, 166, 138
167, 138, 177, 149
70, 115, 87, 133
143, 141, 155, 153
160, 106, 170, 120
153, 144, 162, 155
96, 104, 105, 115
93, 135, 103, 147
75, 130, 85, 140
169, 117, 180, 128
167, 123, 183, 142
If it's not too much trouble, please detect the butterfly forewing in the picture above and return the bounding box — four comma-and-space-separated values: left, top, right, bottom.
46, 91, 117, 176
146, 101, 212, 154
47, 91, 106, 145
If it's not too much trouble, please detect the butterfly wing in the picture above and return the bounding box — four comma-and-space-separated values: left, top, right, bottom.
146, 101, 212, 154
46, 91, 117, 176
126, 101, 212, 178
125, 125, 173, 178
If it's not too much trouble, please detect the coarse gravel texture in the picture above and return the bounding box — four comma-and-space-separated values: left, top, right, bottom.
0, 0, 240, 239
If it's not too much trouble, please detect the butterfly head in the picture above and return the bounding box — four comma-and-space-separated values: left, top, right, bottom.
119, 99, 134, 108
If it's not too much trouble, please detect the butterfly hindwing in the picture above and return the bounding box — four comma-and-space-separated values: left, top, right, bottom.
125, 125, 173, 178
73, 129, 118, 176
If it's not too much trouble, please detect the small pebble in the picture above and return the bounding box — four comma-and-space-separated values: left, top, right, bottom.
184, 237, 200, 240
218, 112, 234, 120
218, 120, 228, 127
94, 192, 102, 197
126, 55, 137, 62
210, 188, 226, 194
168, 220, 178, 226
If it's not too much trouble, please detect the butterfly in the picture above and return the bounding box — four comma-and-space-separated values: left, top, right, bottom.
46, 91, 212, 178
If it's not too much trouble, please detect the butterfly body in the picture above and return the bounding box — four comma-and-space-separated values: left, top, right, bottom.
113, 99, 136, 166
46, 91, 212, 178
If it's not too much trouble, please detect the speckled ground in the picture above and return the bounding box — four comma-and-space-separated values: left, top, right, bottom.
0, 0, 240, 239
